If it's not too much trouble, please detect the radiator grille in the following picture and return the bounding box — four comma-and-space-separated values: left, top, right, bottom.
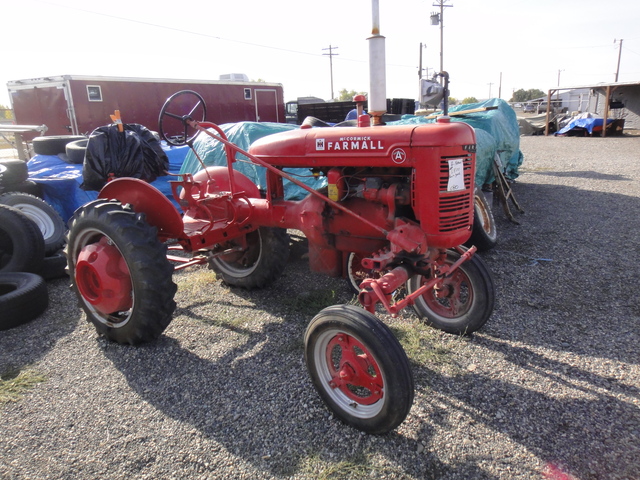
438, 155, 473, 233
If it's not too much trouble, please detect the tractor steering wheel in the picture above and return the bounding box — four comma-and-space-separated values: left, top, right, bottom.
158, 90, 207, 146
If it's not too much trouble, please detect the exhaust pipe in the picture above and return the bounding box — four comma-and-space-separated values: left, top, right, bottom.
368, 0, 387, 125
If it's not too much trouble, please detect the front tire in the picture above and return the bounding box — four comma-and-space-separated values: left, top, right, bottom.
304, 305, 414, 434
465, 187, 497, 251
209, 227, 289, 289
65, 199, 177, 344
406, 249, 495, 335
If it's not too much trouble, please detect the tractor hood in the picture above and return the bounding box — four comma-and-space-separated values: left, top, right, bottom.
248, 121, 476, 168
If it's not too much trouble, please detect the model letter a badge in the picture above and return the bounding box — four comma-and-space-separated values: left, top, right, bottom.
391, 148, 407, 164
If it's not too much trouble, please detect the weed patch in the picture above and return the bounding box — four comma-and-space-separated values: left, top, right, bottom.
391, 320, 455, 368
299, 450, 406, 479
0, 367, 46, 405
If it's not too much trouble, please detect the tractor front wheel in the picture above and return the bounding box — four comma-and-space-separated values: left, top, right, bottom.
465, 187, 497, 251
304, 305, 414, 434
65, 199, 177, 344
406, 249, 495, 335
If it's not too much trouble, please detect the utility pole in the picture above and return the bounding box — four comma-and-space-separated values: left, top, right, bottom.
498, 72, 502, 99
557, 69, 564, 100
488, 82, 493, 99
430, 0, 452, 75
322, 45, 339, 100
614, 39, 623, 82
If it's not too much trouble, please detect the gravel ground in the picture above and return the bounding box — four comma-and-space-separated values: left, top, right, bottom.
1, 133, 639, 479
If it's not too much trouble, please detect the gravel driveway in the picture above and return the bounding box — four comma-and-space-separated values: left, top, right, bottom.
1, 133, 639, 479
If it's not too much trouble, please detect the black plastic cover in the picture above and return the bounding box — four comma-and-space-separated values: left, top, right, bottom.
81, 123, 169, 191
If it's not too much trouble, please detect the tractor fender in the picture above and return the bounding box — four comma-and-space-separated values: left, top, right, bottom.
181, 167, 261, 199
99, 178, 184, 238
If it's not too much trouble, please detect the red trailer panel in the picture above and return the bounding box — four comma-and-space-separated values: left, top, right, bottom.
7, 75, 285, 139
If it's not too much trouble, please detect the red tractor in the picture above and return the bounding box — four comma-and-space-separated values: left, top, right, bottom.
65, 91, 495, 434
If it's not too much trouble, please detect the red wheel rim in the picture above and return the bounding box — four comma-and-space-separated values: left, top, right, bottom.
421, 268, 473, 318
325, 333, 384, 405
75, 236, 133, 315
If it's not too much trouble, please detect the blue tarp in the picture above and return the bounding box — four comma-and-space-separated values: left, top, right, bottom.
555, 116, 614, 135
27, 144, 189, 223
180, 100, 523, 195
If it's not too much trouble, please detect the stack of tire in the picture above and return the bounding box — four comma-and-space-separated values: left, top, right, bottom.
0, 139, 77, 332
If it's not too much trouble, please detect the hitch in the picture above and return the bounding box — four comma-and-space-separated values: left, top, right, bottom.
358, 245, 477, 317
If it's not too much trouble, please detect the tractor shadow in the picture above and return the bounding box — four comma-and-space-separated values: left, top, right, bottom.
104, 180, 639, 478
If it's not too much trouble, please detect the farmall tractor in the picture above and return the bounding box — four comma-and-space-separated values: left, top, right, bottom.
65, 87, 495, 434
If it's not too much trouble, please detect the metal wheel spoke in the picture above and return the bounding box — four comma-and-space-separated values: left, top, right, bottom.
164, 111, 183, 120
188, 100, 203, 117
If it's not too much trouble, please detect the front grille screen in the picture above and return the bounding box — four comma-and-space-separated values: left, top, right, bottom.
438, 155, 472, 232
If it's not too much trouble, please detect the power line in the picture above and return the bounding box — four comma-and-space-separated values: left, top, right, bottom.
35, 0, 323, 58
36, 0, 422, 71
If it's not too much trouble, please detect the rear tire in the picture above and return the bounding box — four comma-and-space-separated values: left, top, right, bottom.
0, 204, 45, 273
209, 227, 289, 289
3, 180, 43, 198
0, 160, 29, 188
0, 192, 66, 255
38, 251, 68, 280
65, 138, 88, 164
304, 305, 414, 434
65, 199, 177, 344
32, 135, 85, 156
0, 272, 49, 331
406, 249, 495, 335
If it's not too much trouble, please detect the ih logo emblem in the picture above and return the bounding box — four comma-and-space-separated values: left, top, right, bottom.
316, 139, 326, 151
391, 148, 407, 164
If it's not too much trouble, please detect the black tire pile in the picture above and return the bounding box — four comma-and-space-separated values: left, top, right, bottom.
0, 136, 82, 332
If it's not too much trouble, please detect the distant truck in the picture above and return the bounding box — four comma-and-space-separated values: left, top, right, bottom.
286, 97, 415, 124
285, 97, 325, 123
536, 100, 566, 115
7, 75, 286, 139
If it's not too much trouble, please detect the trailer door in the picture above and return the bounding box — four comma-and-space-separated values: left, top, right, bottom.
254, 89, 279, 123
10, 83, 76, 137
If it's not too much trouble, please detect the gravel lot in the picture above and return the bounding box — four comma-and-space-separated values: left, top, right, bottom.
1, 133, 639, 479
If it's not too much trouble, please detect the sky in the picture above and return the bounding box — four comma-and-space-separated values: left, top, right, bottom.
2, 0, 640, 108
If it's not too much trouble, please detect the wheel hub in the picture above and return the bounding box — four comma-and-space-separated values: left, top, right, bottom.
75, 237, 132, 315
326, 334, 383, 405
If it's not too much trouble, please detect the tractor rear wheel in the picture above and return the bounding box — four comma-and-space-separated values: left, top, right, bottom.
209, 227, 289, 289
406, 249, 495, 335
304, 305, 414, 434
65, 199, 177, 344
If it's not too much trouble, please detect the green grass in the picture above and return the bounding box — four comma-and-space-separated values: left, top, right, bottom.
299, 451, 406, 480
391, 319, 456, 367
175, 267, 217, 289
0, 367, 46, 405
